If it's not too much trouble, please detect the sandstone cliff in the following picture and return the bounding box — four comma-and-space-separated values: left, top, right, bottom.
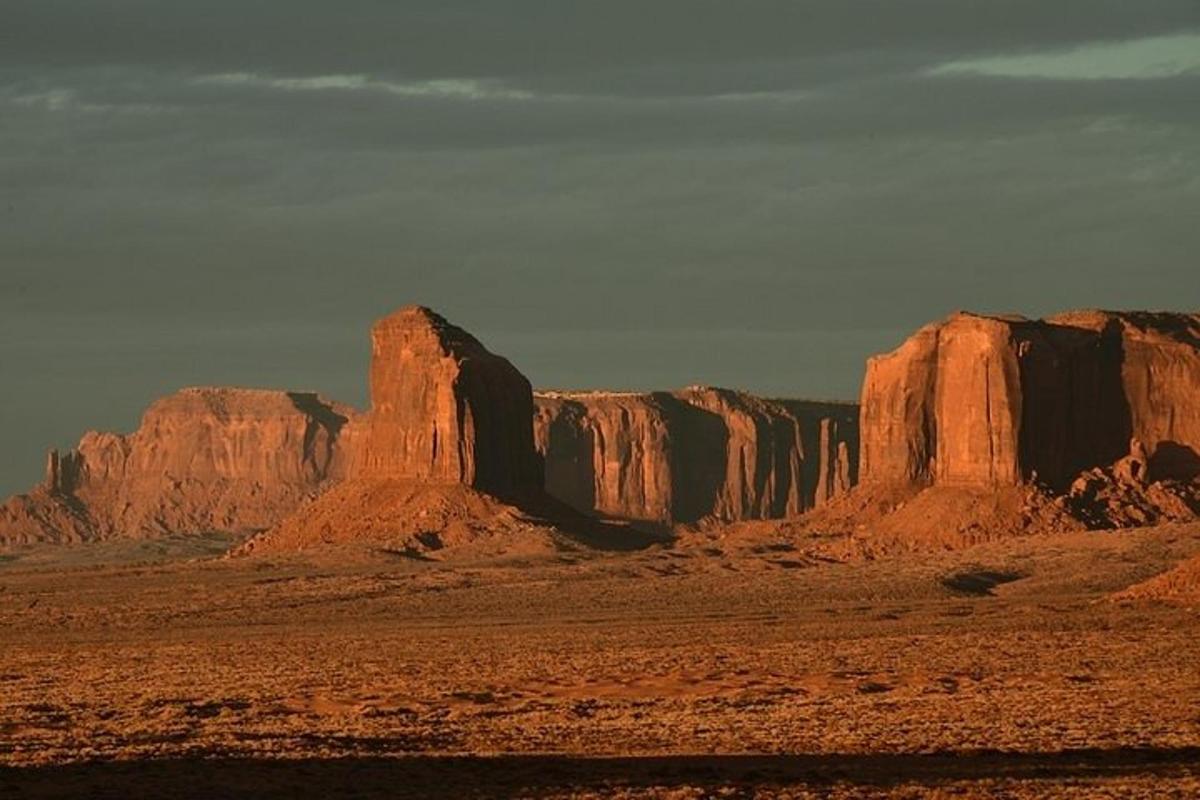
11, 303, 1194, 550
352, 306, 541, 497
243, 306, 545, 554
854, 310, 1200, 531
0, 388, 355, 544
2, 306, 542, 549
533, 387, 858, 525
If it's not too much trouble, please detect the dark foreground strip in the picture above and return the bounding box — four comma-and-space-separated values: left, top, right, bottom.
3, 747, 1200, 799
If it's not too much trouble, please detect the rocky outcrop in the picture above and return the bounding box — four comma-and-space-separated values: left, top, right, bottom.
0, 485, 95, 546
1065, 439, 1200, 528
533, 387, 858, 525
14, 302, 1192, 549
534, 392, 675, 523
858, 322, 942, 486
351, 305, 541, 497
237, 479, 551, 557
857, 310, 1200, 529
1, 306, 543, 549
0, 388, 355, 544
241, 307, 546, 554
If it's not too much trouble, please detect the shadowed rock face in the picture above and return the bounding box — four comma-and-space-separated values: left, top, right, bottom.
534, 393, 673, 523
353, 306, 542, 498
861, 310, 1200, 492
533, 388, 858, 525
0, 388, 355, 544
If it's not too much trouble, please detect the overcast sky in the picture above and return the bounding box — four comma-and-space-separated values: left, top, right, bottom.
2, 1, 1199, 496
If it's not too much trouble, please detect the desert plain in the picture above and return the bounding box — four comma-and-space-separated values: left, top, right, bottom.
2, 518, 1200, 799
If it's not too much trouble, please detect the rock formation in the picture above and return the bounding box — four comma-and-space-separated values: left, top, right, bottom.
533, 387, 858, 525
9, 302, 1195, 551
352, 306, 541, 497
235, 479, 559, 557
0, 306, 545, 550
855, 310, 1200, 530
0, 388, 355, 544
241, 306, 545, 554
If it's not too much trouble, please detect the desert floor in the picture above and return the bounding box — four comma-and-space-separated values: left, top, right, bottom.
2, 524, 1200, 798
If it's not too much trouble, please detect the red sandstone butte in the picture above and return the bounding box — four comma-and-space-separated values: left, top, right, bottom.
533, 387, 857, 525
240, 306, 545, 554
1, 306, 542, 549
0, 388, 354, 545
857, 310, 1200, 528
352, 305, 542, 497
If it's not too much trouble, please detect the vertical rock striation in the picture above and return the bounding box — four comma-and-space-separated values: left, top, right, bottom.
856, 310, 1200, 529
0, 388, 355, 544
352, 305, 542, 497
533, 387, 858, 525
10, 303, 1194, 547
0, 305, 543, 548
860, 311, 1200, 490
240, 306, 546, 553
533, 392, 675, 523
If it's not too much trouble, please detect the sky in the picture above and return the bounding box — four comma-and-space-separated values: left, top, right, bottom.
2, 1, 1199, 496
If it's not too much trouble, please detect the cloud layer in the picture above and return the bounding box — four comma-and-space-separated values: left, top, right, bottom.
1, 2, 1198, 495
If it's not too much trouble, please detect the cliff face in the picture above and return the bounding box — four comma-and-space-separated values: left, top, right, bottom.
0, 388, 355, 544
241, 306, 546, 554
1046, 311, 1200, 484
860, 311, 1200, 492
855, 310, 1200, 530
534, 392, 675, 523
10, 303, 1193, 548
352, 306, 542, 498
858, 323, 941, 486
533, 387, 858, 525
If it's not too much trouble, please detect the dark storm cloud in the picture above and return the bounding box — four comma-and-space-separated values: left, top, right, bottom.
1, 1, 1199, 495
6, 64, 1200, 156
3, 1, 1198, 84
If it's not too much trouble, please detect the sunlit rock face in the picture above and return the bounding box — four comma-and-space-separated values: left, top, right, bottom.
0, 305, 542, 546
352, 305, 542, 498
9, 304, 1194, 546
0, 387, 355, 544
860, 310, 1200, 492
534, 387, 858, 525
239, 306, 547, 555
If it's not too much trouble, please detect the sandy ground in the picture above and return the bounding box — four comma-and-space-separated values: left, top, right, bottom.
2, 524, 1200, 798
